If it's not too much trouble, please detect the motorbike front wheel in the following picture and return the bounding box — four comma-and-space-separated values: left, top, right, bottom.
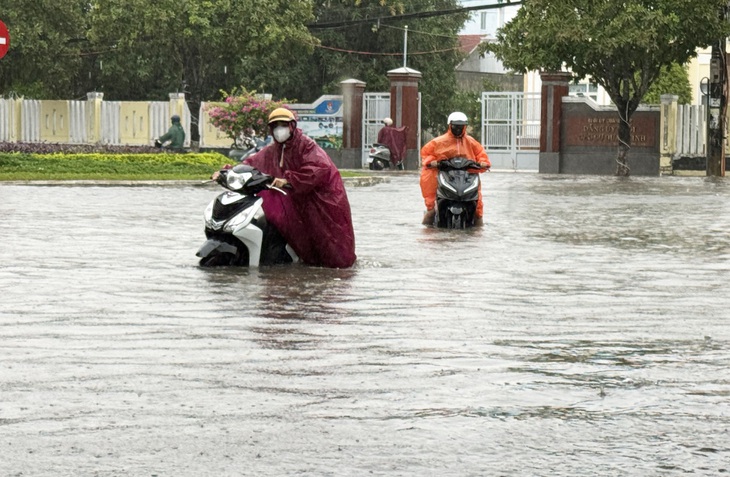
369, 159, 386, 171
199, 246, 249, 266
199, 253, 236, 267
448, 214, 463, 229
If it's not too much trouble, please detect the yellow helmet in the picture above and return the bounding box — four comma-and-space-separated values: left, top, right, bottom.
268, 107, 295, 124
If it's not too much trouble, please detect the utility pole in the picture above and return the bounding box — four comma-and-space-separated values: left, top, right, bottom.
707, 5, 729, 177
403, 25, 408, 68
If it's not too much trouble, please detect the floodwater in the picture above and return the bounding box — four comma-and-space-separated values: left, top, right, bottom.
0, 172, 729, 476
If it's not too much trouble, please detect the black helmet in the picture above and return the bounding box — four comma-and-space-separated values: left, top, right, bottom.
171, 114, 181, 123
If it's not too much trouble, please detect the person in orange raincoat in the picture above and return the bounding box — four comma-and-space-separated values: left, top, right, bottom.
419, 111, 490, 226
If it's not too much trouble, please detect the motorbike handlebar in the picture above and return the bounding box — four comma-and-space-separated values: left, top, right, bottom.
425, 159, 489, 171
267, 184, 289, 195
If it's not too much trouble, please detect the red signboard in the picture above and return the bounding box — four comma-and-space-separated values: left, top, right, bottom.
0, 20, 9, 60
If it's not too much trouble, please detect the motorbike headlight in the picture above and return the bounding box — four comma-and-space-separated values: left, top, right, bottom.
204, 200, 214, 220
223, 207, 256, 232
203, 200, 219, 230
464, 178, 479, 193
223, 197, 263, 232
225, 170, 252, 191
438, 172, 457, 193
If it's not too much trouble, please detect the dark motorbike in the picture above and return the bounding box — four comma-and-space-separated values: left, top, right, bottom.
196, 165, 298, 267
431, 157, 486, 229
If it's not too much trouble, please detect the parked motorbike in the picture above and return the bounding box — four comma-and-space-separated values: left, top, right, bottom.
196, 165, 299, 267
430, 157, 487, 229
367, 143, 404, 170
228, 135, 271, 163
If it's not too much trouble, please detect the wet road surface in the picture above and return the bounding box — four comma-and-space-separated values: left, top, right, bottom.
1, 173, 729, 476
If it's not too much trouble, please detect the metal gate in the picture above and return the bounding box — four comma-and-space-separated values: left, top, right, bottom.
363, 93, 391, 167
362, 92, 421, 168
481, 92, 541, 171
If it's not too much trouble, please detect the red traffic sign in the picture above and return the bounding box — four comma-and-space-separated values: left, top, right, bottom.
0, 20, 9, 60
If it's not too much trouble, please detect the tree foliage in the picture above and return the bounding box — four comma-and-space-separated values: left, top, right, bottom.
482, 0, 730, 175
279, 0, 470, 133
0, 0, 472, 140
643, 63, 692, 105
0, 0, 89, 98
85, 0, 317, 140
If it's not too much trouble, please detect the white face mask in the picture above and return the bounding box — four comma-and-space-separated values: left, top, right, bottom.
273, 125, 291, 143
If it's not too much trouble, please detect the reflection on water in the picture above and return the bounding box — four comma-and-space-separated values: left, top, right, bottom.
0, 174, 729, 476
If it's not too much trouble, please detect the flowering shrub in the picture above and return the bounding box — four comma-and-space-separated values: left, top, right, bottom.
206, 88, 291, 145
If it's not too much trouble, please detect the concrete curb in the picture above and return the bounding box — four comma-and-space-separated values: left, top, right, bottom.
0, 175, 392, 187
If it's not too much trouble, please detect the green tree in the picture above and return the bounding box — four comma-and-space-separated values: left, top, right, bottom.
482, 0, 730, 176
643, 63, 692, 105
86, 0, 317, 139
1, 0, 474, 144
0, 0, 90, 98
282, 0, 470, 134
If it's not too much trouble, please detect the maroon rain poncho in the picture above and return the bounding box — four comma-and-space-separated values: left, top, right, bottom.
243, 127, 357, 268
376, 125, 408, 166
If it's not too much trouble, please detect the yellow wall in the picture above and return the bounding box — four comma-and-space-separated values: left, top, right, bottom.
686, 47, 711, 105
200, 103, 233, 148
40, 101, 69, 143
120, 102, 151, 145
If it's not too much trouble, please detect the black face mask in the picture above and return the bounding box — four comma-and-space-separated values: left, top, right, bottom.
451, 124, 465, 137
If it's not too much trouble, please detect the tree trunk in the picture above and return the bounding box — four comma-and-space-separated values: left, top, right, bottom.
615, 112, 632, 176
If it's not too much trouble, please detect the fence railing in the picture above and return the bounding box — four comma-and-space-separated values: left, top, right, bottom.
0, 92, 713, 162
674, 103, 706, 157
0, 92, 191, 148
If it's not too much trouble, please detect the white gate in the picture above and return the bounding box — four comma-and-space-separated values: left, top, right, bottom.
481, 92, 541, 171
362, 92, 390, 166
362, 92, 422, 168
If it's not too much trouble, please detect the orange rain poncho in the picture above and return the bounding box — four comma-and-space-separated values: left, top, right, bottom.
419, 126, 490, 217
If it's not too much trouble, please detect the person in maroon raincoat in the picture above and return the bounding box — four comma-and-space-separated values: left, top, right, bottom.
376, 117, 408, 168
216, 107, 356, 268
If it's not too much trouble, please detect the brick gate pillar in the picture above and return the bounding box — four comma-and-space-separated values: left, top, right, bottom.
539, 71, 571, 173
340, 78, 367, 169
387, 67, 422, 170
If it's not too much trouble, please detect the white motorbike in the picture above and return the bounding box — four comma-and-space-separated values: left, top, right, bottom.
196, 165, 299, 267
367, 143, 404, 170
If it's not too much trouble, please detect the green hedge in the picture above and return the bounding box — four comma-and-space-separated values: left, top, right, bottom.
0, 152, 232, 181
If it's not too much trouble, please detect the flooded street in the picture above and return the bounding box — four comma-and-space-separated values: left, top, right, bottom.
1, 172, 729, 476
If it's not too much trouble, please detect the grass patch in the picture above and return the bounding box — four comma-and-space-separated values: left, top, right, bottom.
0, 152, 365, 181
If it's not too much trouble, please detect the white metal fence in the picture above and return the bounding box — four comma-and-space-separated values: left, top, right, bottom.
21, 99, 40, 143
0, 98, 191, 147
480, 92, 541, 171
362, 92, 391, 166
675, 103, 706, 157
361, 92, 421, 167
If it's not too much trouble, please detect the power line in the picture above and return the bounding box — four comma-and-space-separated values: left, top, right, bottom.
378, 23, 456, 40
307, 1, 522, 30
308, 41, 463, 56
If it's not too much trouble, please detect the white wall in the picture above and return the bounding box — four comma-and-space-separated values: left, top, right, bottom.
458, 0, 520, 37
